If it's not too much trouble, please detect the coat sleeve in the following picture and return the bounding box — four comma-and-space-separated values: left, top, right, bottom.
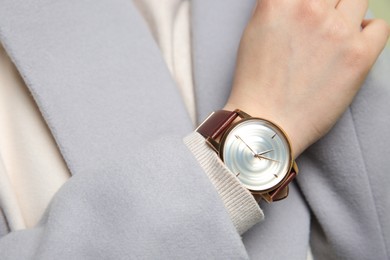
0, 134, 252, 259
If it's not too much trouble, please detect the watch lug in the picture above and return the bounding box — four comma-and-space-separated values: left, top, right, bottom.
292, 161, 299, 175
255, 186, 290, 204
206, 137, 220, 153
236, 109, 251, 119
270, 186, 289, 202
259, 193, 273, 203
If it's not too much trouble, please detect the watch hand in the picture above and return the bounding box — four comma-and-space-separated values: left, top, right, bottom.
255, 154, 280, 163
235, 135, 279, 163
256, 149, 273, 156
235, 135, 257, 156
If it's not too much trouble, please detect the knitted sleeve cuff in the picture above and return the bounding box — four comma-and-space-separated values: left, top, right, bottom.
184, 132, 264, 235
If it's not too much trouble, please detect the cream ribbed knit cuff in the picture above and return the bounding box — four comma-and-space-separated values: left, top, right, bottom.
184, 132, 264, 235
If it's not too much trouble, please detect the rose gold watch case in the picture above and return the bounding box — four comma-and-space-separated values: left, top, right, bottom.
205, 110, 298, 203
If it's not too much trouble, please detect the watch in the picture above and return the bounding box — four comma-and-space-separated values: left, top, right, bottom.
196, 109, 298, 203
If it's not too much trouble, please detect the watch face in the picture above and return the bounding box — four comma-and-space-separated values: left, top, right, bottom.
220, 118, 292, 192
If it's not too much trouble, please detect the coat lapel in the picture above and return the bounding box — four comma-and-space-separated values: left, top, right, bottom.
0, 0, 192, 176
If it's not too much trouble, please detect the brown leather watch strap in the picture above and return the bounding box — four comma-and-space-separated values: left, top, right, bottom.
196, 110, 239, 139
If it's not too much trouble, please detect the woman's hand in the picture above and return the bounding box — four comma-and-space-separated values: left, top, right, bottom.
225, 0, 389, 157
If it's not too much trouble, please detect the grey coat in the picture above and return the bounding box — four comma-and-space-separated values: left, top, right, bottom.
0, 0, 389, 259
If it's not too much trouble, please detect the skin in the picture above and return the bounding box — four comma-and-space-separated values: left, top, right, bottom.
224, 0, 390, 158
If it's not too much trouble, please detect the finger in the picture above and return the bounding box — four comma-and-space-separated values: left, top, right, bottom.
361, 19, 390, 65
336, 0, 368, 26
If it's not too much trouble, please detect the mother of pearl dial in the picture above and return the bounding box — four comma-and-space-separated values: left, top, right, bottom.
221, 119, 291, 191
